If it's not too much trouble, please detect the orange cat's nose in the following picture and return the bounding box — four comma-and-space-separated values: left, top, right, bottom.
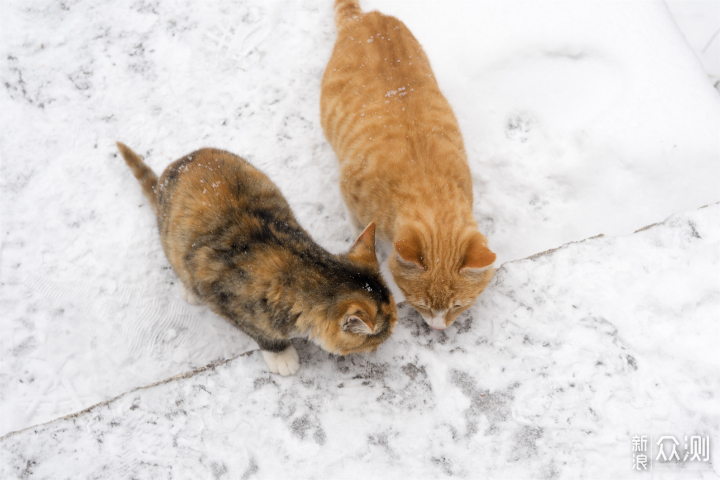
425, 311, 447, 330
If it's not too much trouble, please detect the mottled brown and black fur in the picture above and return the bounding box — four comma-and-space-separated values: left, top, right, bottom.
117, 142, 397, 375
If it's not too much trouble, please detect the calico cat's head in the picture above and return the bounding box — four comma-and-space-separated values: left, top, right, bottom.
311, 223, 398, 355
389, 224, 496, 330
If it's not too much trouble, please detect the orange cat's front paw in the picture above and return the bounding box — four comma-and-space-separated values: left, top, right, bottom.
262, 346, 300, 376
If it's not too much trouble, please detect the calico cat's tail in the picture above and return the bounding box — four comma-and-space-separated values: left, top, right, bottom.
116, 142, 159, 213
334, 0, 362, 29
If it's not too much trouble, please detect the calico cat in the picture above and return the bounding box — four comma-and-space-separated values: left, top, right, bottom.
116, 142, 397, 375
320, 0, 497, 331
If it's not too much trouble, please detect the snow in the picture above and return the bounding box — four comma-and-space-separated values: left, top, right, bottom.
1, 205, 718, 478
667, 0, 720, 84
0, 0, 718, 476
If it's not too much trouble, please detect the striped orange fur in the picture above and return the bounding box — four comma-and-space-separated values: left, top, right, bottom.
320, 0, 496, 330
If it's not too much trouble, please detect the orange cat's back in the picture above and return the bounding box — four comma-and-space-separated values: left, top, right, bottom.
321, 2, 472, 241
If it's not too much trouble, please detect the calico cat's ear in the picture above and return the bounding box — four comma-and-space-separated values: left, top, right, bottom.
393, 227, 425, 270
461, 232, 496, 271
341, 314, 374, 335
347, 222, 379, 269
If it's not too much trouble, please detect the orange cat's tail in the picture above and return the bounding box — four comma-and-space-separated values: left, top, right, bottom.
116, 142, 159, 213
334, 0, 362, 29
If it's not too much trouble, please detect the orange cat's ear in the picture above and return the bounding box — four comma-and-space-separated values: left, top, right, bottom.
393, 228, 426, 270
461, 233, 496, 271
347, 222, 379, 269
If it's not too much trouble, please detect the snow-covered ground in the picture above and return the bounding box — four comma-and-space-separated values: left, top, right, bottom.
1, 205, 718, 478
0, 0, 718, 476
667, 0, 720, 85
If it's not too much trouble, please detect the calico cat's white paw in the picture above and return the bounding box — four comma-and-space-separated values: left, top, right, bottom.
262, 345, 300, 376
179, 283, 201, 305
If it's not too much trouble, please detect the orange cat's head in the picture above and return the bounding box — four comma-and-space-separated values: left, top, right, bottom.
389, 225, 495, 330
311, 223, 398, 355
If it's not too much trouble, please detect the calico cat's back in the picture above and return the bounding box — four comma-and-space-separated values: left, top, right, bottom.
153, 149, 298, 280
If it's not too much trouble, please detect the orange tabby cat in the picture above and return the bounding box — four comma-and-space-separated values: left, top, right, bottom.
320, 0, 496, 330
